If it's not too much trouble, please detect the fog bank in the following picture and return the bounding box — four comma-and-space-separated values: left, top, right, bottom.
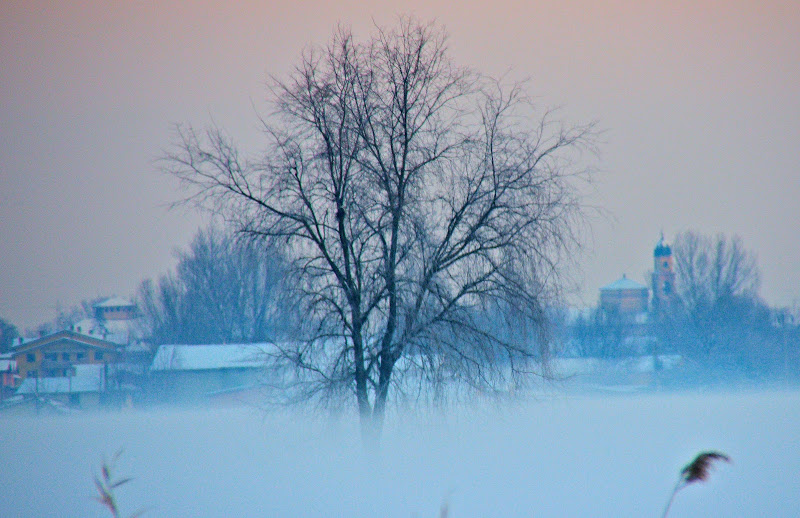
2, 390, 798, 517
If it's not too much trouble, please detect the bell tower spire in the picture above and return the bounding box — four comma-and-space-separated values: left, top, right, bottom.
652, 233, 675, 312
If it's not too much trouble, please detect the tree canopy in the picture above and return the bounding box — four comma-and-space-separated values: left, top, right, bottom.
137, 226, 289, 345
166, 18, 594, 441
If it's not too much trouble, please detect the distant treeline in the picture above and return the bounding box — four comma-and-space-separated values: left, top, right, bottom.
563, 231, 800, 382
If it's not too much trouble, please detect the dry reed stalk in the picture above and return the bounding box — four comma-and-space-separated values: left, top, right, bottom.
93, 449, 144, 518
661, 451, 731, 518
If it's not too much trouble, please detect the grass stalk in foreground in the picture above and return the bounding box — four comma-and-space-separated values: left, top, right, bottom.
94, 449, 145, 518
662, 451, 731, 518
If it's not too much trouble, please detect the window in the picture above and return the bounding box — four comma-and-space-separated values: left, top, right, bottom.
62, 353, 70, 361
94, 351, 104, 361
26, 353, 35, 363
76, 352, 85, 361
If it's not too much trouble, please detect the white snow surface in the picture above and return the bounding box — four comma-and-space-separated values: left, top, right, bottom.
1, 390, 799, 517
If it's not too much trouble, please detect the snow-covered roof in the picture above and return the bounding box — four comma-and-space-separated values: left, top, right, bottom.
94, 297, 135, 308
72, 317, 142, 345
599, 275, 648, 291
150, 343, 273, 372
11, 329, 122, 352
10, 337, 33, 349
654, 234, 672, 256
16, 364, 107, 394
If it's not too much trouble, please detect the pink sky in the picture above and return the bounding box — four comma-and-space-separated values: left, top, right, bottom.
2, 0, 799, 328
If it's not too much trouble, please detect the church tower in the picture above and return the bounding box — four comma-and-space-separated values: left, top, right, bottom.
651, 233, 675, 312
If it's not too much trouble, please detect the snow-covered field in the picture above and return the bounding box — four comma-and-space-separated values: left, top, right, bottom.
2, 390, 799, 517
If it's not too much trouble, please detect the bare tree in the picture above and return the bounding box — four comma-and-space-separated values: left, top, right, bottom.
673, 231, 760, 313
0, 317, 18, 353
571, 307, 633, 359
26, 296, 107, 338
166, 18, 594, 443
665, 231, 765, 370
137, 226, 289, 345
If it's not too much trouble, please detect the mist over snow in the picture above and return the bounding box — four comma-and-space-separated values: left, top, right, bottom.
2, 390, 799, 517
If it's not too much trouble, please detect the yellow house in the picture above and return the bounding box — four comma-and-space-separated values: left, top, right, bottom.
11, 330, 122, 380
599, 274, 649, 317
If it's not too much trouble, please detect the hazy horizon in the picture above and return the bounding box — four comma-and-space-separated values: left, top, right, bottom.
2, 1, 799, 329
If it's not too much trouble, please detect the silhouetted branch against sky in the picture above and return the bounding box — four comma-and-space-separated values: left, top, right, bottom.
165, 17, 596, 445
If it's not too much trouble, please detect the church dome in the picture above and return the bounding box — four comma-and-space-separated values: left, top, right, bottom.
654, 235, 671, 257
